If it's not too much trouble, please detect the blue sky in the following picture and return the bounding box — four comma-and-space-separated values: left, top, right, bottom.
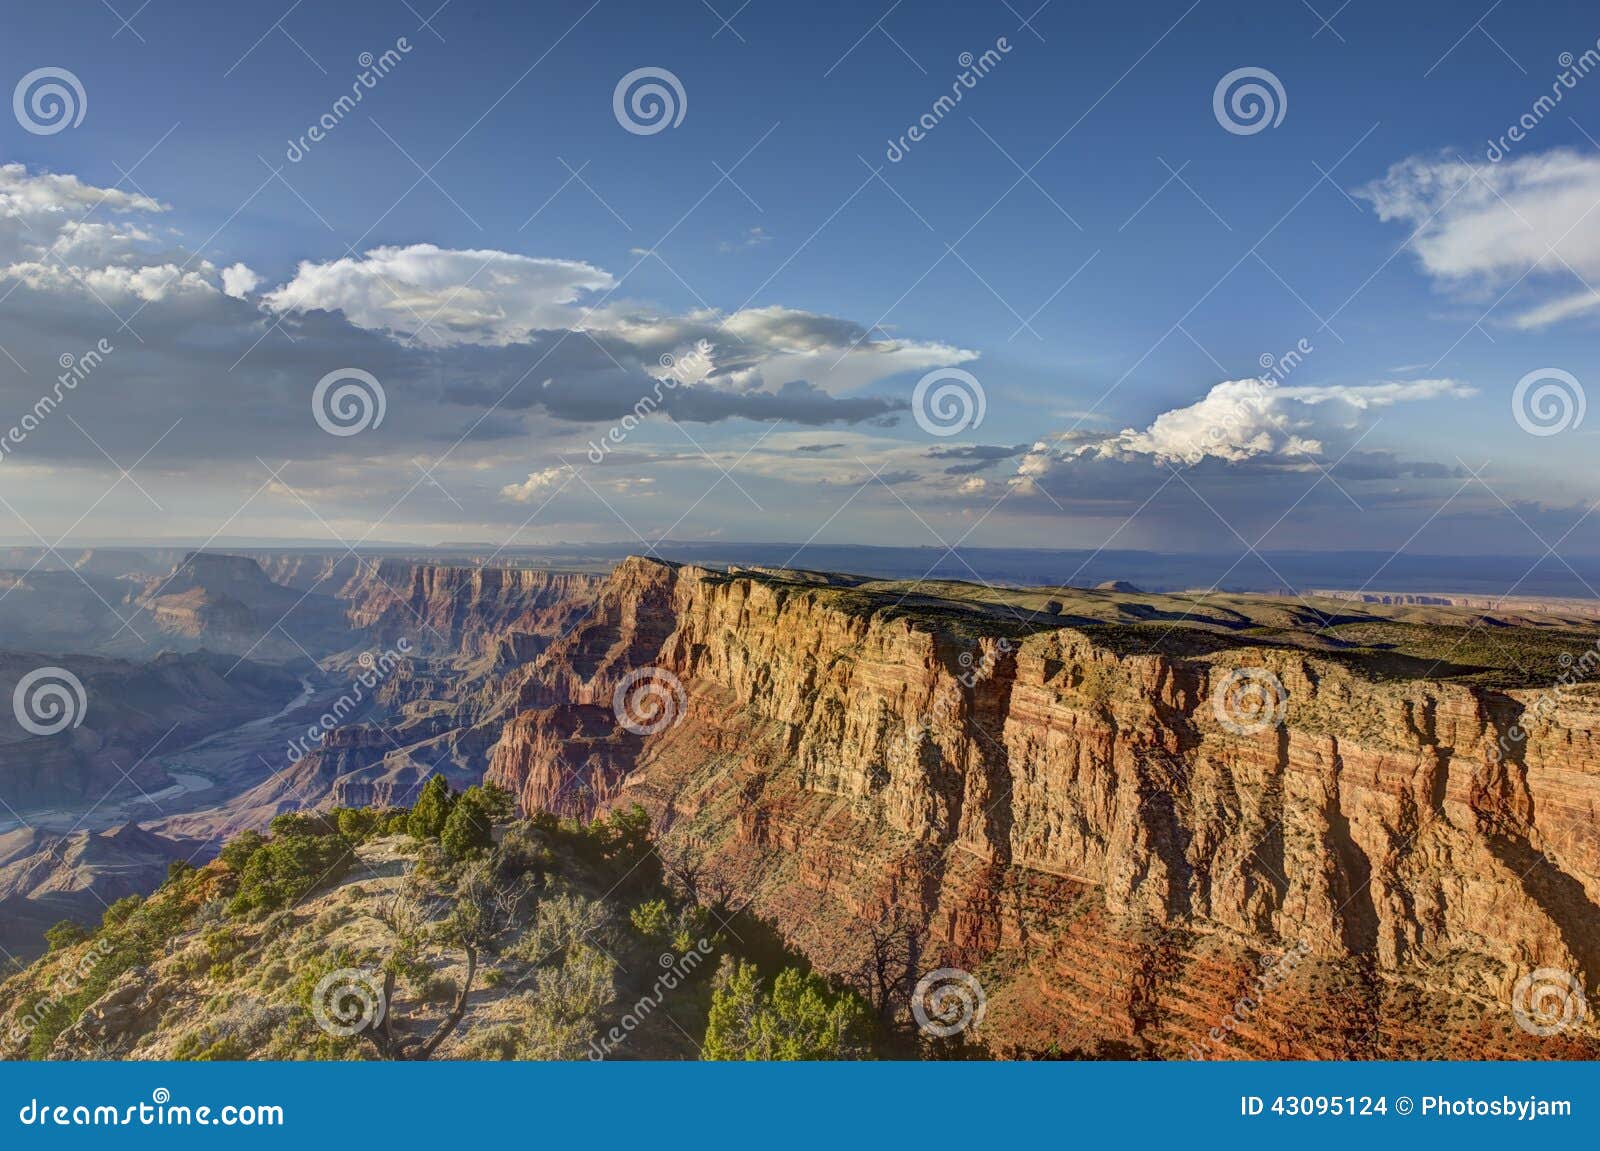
1, 0, 1598, 559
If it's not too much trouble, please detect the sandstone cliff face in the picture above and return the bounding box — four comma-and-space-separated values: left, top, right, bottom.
345, 560, 604, 656
482, 558, 1600, 1058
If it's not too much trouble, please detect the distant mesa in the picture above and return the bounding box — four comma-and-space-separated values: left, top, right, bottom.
1094, 579, 1143, 593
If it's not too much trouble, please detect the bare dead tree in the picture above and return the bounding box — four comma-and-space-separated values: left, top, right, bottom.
851, 906, 925, 1024
659, 842, 706, 906
360, 863, 532, 1061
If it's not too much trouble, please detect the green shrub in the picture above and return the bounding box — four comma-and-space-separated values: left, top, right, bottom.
407, 775, 454, 841
440, 786, 496, 860
630, 899, 671, 939
43, 920, 89, 952
702, 957, 870, 1061
218, 831, 267, 872
225, 833, 352, 917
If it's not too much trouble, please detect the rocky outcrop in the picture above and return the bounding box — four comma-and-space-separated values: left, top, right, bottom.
344, 560, 605, 656
483, 557, 1600, 1057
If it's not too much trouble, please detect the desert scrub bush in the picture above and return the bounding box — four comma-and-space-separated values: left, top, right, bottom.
460, 945, 617, 1060
256, 959, 291, 990
630, 899, 671, 939
173, 1029, 250, 1061
311, 904, 353, 935
203, 926, 246, 964
515, 891, 613, 965
418, 972, 459, 1004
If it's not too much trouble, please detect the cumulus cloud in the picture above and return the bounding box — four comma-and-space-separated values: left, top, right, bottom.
0, 160, 978, 545
999, 377, 1474, 501
1085, 377, 1475, 467
221, 262, 260, 299
501, 466, 573, 502
1357, 149, 1600, 328
262, 243, 616, 346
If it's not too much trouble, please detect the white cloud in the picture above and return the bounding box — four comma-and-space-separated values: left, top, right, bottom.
262, 243, 615, 346
0, 164, 170, 271
1083, 377, 1475, 467
221, 262, 260, 299
501, 466, 572, 502
1358, 149, 1600, 328
3, 259, 218, 302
